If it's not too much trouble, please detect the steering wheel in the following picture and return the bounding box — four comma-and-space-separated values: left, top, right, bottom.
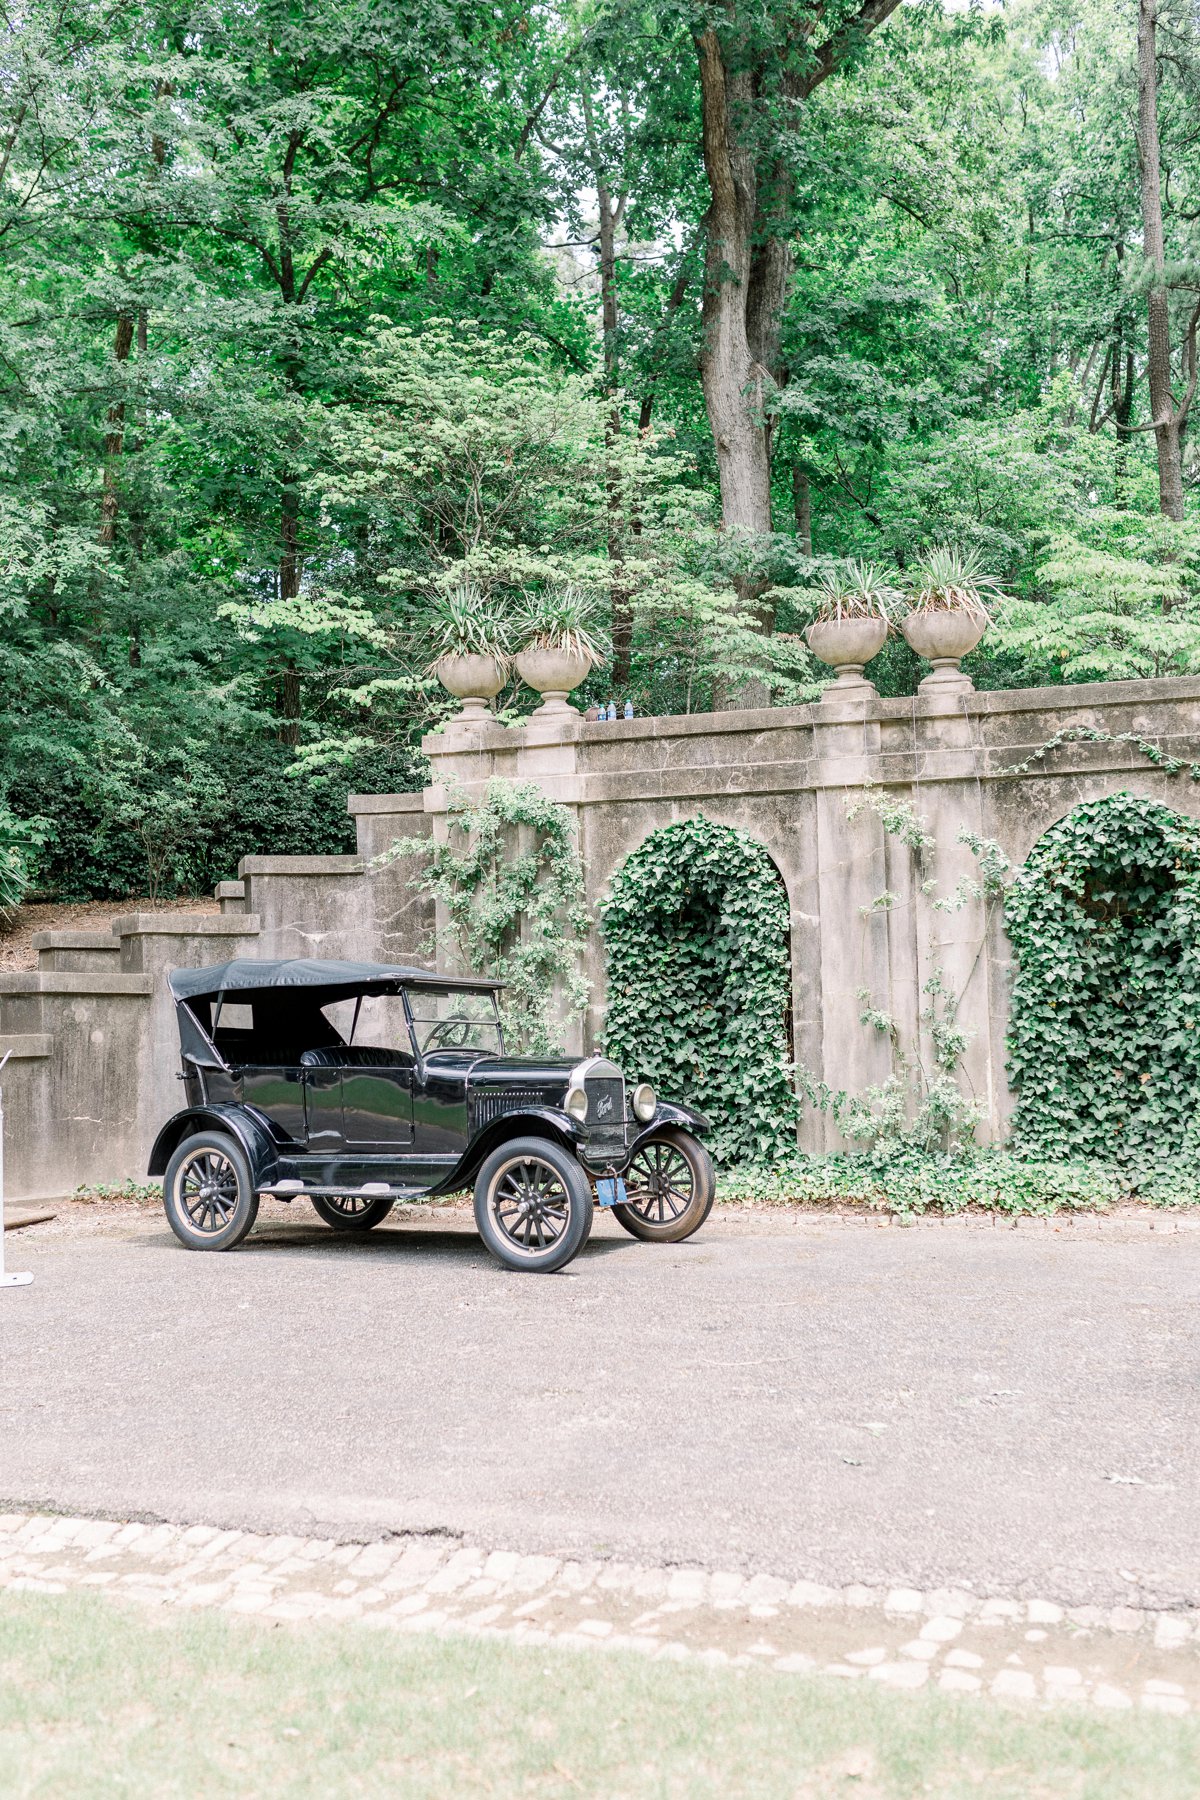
423, 1016, 475, 1051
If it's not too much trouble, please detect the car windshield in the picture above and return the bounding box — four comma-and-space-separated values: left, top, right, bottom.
406, 986, 503, 1056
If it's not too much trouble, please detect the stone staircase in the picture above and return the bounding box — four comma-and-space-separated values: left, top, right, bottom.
0, 792, 433, 1200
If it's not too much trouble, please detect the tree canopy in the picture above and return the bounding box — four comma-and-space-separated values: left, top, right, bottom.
4, 0, 1200, 898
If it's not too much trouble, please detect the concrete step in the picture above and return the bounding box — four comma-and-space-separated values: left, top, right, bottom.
32, 930, 122, 973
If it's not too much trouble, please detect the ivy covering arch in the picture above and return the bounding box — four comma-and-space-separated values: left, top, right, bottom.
600, 815, 797, 1164
1007, 791, 1200, 1173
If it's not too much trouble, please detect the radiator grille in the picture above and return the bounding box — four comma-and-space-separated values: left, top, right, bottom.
472, 1090, 532, 1127
584, 1074, 627, 1160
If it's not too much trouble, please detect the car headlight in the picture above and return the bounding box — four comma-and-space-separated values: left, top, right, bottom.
632, 1082, 657, 1123
565, 1085, 589, 1122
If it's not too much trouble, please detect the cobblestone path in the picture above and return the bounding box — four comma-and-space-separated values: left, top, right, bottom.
3, 1512, 1197, 1715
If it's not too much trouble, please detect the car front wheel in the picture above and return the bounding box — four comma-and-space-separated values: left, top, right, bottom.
311, 1195, 396, 1231
611, 1128, 715, 1243
474, 1135, 594, 1273
163, 1131, 259, 1252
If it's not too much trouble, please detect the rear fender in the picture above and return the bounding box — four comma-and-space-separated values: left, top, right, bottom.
430, 1107, 583, 1197
148, 1106, 281, 1187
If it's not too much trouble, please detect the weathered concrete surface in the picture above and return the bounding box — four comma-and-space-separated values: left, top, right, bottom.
3, 1208, 1198, 1611
0, 795, 435, 1197
9, 675, 1200, 1193
424, 675, 1200, 1144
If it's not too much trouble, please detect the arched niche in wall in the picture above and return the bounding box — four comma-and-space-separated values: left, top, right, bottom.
1006, 790, 1200, 1171
599, 815, 796, 1164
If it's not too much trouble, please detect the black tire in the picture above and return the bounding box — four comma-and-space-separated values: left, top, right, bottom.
311, 1194, 396, 1231
162, 1131, 259, 1252
473, 1135, 594, 1273
611, 1128, 715, 1243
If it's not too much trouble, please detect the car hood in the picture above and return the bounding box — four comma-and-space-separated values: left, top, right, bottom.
423, 1052, 579, 1094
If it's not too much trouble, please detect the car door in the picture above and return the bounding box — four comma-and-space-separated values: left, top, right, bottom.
303, 1063, 346, 1152
335, 995, 417, 1150
341, 1057, 415, 1148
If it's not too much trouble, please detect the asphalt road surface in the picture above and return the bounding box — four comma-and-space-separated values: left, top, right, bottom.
3, 1207, 1197, 1609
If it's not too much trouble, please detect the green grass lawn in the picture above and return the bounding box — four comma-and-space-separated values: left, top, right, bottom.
0, 1590, 1195, 1798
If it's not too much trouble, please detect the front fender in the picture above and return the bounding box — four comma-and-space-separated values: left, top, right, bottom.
643, 1100, 709, 1137
623, 1103, 710, 1163
430, 1106, 584, 1197
148, 1106, 281, 1187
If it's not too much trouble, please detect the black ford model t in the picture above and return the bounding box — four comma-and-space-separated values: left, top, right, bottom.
150, 959, 714, 1273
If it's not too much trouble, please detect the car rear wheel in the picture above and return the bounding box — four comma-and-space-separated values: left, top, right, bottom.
474, 1135, 594, 1273
163, 1131, 259, 1252
611, 1128, 715, 1243
311, 1195, 396, 1231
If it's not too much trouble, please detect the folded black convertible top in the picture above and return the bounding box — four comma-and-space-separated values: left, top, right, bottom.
167, 958, 503, 1002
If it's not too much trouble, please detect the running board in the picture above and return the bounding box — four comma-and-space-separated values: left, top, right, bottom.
258, 1182, 427, 1200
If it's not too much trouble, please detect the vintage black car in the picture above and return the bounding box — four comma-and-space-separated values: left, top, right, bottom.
150, 958, 714, 1273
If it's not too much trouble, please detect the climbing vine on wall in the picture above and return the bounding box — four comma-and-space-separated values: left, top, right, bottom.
600, 816, 797, 1164
385, 779, 589, 1055
802, 788, 1008, 1155
1006, 792, 1200, 1174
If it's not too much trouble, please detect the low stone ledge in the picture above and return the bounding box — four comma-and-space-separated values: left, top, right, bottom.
108, 913, 261, 938
0, 973, 153, 996
346, 792, 426, 815
0, 1034, 52, 1059
30, 931, 121, 954
237, 855, 363, 877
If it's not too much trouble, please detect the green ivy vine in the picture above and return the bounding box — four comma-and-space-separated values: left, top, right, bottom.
1000, 724, 1200, 783
799, 787, 1009, 1155
599, 816, 798, 1164
384, 779, 589, 1055
1006, 791, 1200, 1178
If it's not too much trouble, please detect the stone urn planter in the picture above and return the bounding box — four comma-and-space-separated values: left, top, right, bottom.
433, 652, 506, 723
806, 616, 889, 690
514, 645, 594, 716
900, 610, 987, 691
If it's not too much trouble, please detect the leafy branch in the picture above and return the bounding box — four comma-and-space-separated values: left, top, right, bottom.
381, 779, 589, 1055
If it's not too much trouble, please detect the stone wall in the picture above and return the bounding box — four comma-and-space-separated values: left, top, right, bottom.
6, 674, 1200, 1196
421, 675, 1200, 1151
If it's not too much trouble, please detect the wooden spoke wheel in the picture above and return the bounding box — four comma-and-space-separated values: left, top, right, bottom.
163, 1132, 259, 1252
311, 1194, 396, 1231
612, 1128, 715, 1243
474, 1135, 594, 1273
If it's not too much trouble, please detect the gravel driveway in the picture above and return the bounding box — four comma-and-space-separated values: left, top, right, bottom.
3, 1204, 1197, 1609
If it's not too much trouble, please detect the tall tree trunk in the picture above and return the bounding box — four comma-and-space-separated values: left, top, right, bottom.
792, 464, 813, 554
1138, 0, 1185, 521
581, 85, 634, 691
273, 129, 307, 745
638, 239, 696, 434
277, 482, 301, 745
696, 31, 774, 558
695, 31, 775, 709
277, 666, 301, 744
127, 308, 150, 666
1113, 336, 1136, 501
693, 2, 903, 660
99, 312, 135, 546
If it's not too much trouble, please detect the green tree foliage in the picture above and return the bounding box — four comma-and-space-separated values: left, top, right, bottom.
1007, 793, 1200, 1184
600, 817, 798, 1162
385, 780, 590, 1055
7, 0, 1200, 904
